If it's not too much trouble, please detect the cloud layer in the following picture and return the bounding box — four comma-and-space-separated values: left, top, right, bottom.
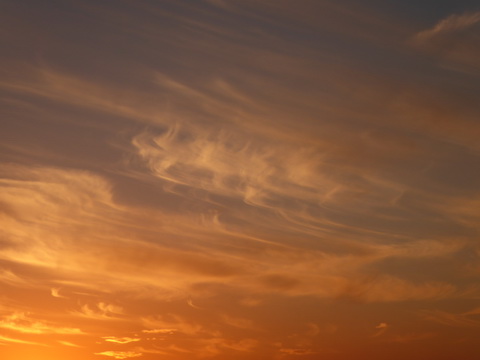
1, 1, 480, 359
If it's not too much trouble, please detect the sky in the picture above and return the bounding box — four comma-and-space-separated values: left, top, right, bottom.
1, 0, 480, 359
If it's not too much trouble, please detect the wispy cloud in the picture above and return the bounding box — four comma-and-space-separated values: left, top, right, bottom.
279, 347, 317, 356
0, 312, 83, 334
414, 11, 480, 41
388, 332, 436, 343
338, 276, 456, 303
141, 315, 204, 336
0, 269, 29, 288
103, 337, 141, 344
73, 303, 124, 321
0, 335, 46, 346
1, 1, 480, 358
373, 322, 389, 337
51, 288, 67, 299
412, 11, 480, 74
141, 329, 177, 335
221, 315, 255, 330
421, 309, 480, 327
95, 351, 143, 359
58, 340, 82, 347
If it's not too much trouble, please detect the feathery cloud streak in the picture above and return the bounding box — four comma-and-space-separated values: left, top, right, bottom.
1, 0, 480, 359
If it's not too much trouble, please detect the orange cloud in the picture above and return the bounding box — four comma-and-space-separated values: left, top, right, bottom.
0, 335, 46, 347
58, 340, 82, 347
95, 351, 143, 359
0, 312, 83, 335
1, 2, 480, 358
373, 322, 389, 337
421, 309, 480, 328
50, 288, 67, 299
141, 329, 177, 334
103, 337, 141, 344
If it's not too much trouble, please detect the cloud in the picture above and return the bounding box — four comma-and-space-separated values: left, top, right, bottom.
412, 11, 480, 74
196, 336, 259, 356
462, 307, 480, 316
95, 351, 143, 359
239, 297, 263, 307
58, 340, 82, 347
141, 315, 203, 336
414, 12, 480, 42
0, 312, 83, 334
1, 162, 475, 310
129, 346, 168, 355
0, 269, 29, 288
421, 309, 480, 327
258, 274, 301, 291
103, 337, 141, 344
338, 276, 456, 303
0, 335, 46, 346
187, 299, 203, 309
141, 329, 177, 335
51, 288, 67, 298
279, 347, 317, 356
373, 322, 389, 337
0, 164, 248, 299
377, 239, 465, 259
220, 338, 258, 352
221, 315, 254, 329
139, 314, 258, 357
1, 2, 480, 358
72, 303, 124, 321
0, 164, 118, 269
0, 66, 157, 126
131, 125, 339, 211
388, 332, 435, 343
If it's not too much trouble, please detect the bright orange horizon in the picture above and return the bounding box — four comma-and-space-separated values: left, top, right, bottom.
1, 1, 480, 359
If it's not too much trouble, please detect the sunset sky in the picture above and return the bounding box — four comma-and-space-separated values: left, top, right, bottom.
1, 1, 480, 359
